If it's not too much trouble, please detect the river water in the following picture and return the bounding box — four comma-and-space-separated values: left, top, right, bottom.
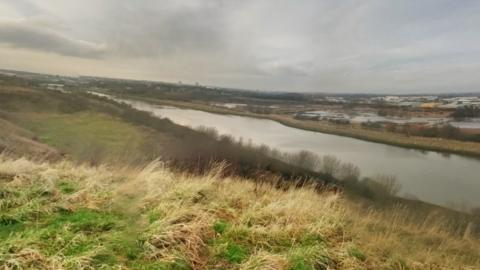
100, 94, 480, 208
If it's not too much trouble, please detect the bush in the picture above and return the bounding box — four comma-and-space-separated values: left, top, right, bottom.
336, 163, 360, 182
371, 174, 401, 197
284, 150, 322, 172
452, 106, 480, 119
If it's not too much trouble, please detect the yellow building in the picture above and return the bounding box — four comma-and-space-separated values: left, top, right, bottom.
420, 102, 442, 109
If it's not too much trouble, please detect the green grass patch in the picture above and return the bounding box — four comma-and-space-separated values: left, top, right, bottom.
299, 233, 325, 246
288, 246, 332, 270
0, 222, 24, 240
0, 214, 20, 226
289, 258, 313, 270
348, 246, 367, 261
213, 220, 229, 234
91, 251, 119, 267
210, 230, 249, 264
46, 208, 119, 233
17, 112, 147, 161
57, 181, 77, 194
222, 242, 247, 263
107, 232, 144, 260
147, 211, 164, 224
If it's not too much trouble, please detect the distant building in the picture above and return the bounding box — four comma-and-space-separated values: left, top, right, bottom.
384, 96, 400, 102
420, 102, 442, 109
397, 101, 421, 107
439, 103, 462, 109
45, 83, 65, 92
325, 96, 345, 103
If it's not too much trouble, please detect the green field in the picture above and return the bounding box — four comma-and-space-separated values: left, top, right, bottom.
0, 86, 170, 164
16, 112, 148, 162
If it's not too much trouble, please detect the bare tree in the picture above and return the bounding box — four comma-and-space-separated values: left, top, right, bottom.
336, 162, 360, 182
196, 126, 219, 139
287, 150, 321, 171
373, 174, 401, 196
322, 155, 341, 176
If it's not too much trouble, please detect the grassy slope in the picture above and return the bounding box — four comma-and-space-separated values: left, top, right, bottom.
124, 96, 480, 158
1, 84, 479, 269
15, 112, 148, 161
0, 118, 60, 159
0, 157, 478, 270
1, 86, 336, 182
0, 86, 171, 164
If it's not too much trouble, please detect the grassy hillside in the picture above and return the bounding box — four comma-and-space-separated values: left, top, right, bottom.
1, 80, 479, 269
0, 156, 478, 269
0, 118, 60, 160
0, 84, 333, 182
0, 84, 163, 164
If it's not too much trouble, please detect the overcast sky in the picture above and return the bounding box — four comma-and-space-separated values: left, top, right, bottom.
1, 0, 479, 93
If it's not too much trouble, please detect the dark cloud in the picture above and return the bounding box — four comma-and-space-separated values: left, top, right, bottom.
0, 20, 106, 58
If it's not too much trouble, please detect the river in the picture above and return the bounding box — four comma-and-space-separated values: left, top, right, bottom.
95, 94, 480, 209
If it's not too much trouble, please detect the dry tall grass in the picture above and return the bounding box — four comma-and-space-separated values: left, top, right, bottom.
0, 156, 478, 269
345, 202, 480, 269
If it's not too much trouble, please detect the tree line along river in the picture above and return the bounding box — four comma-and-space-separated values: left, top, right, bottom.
93, 92, 480, 210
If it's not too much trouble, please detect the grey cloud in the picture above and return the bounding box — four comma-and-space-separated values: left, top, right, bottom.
96, 1, 227, 57
2, 0, 480, 93
0, 20, 106, 58
3, 0, 43, 17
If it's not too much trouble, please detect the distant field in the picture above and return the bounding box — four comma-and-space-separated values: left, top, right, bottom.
15, 112, 148, 162
0, 86, 168, 164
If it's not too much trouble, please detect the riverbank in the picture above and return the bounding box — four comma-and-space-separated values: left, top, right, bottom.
122, 95, 480, 158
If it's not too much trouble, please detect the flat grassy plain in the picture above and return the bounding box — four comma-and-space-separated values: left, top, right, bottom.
0, 157, 478, 269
